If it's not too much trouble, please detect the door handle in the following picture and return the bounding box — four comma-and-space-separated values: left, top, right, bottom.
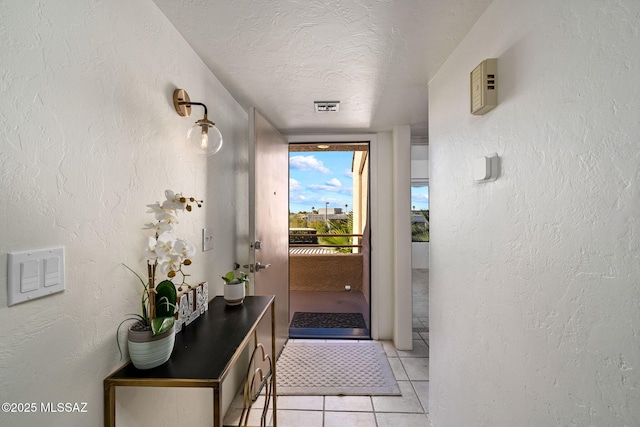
255, 262, 271, 271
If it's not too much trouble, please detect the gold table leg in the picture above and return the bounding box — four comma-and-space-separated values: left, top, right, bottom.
104, 381, 115, 427
271, 301, 277, 427
214, 386, 222, 427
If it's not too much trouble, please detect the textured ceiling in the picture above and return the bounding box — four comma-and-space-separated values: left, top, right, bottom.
153, 0, 492, 135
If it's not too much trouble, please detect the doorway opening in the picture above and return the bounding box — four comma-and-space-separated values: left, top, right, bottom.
288, 142, 371, 339
410, 140, 429, 356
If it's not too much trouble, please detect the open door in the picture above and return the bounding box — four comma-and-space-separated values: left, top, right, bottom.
249, 108, 289, 357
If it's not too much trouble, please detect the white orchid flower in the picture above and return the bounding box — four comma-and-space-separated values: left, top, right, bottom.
162, 199, 184, 211
146, 202, 163, 215
162, 190, 186, 211
143, 221, 173, 234
142, 236, 157, 262
157, 253, 183, 276
174, 239, 196, 260
138, 190, 201, 288
154, 232, 176, 260
146, 203, 179, 223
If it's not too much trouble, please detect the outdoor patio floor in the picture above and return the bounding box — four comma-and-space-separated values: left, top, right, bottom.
289, 290, 370, 327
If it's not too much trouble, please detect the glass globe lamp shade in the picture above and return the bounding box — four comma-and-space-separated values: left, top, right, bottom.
186, 122, 223, 156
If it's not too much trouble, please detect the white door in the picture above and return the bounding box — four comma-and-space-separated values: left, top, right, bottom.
249, 108, 289, 357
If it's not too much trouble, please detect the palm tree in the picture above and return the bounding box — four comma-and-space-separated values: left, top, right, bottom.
321, 213, 354, 253
411, 210, 429, 242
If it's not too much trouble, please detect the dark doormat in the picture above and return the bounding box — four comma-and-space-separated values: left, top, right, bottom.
291, 312, 367, 329
289, 312, 370, 339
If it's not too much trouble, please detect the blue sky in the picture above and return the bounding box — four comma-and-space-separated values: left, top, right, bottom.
411, 185, 429, 211
289, 151, 353, 213
289, 151, 430, 213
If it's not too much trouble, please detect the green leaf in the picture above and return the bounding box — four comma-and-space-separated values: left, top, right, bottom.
155, 280, 177, 317
151, 316, 175, 336
222, 271, 235, 283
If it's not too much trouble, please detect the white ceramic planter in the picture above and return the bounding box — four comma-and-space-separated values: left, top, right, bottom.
127, 324, 175, 370
224, 282, 245, 306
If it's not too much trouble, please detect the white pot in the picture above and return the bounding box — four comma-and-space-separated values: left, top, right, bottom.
224, 282, 245, 306
127, 324, 175, 370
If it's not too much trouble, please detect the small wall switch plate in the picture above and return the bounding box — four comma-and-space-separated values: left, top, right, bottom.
474, 153, 499, 183
202, 228, 214, 252
7, 247, 65, 306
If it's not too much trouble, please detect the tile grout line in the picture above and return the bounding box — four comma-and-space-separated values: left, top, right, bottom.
267, 321, 429, 425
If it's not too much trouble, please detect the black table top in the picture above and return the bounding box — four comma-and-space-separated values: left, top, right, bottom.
106, 295, 274, 384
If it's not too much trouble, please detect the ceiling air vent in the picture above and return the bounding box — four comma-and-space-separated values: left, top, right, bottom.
314, 101, 340, 112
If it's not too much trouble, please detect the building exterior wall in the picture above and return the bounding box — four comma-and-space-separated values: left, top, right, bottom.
429, 0, 640, 425
307, 213, 348, 222
352, 150, 369, 254
355, 151, 371, 304
290, 254, 363, 292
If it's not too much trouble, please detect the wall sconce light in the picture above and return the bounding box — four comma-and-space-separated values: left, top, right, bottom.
173, 89, 223, 156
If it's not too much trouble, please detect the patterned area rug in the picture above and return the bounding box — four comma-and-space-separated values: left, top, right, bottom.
276, 341, 400, 395
290, 312, 367, 329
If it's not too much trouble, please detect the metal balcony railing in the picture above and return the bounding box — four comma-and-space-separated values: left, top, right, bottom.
288, 233, 363, 249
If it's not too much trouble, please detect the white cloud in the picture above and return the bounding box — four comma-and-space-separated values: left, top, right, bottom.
308, 178, 352, 194
327, 178, 341, 187
289, 178, 303, 191
290, 155, 330, 173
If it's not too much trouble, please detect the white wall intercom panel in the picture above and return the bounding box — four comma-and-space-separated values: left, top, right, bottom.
471, 58, 498, 115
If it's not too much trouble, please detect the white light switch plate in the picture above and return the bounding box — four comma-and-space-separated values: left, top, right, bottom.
7, 247, 65, 306
202, 228, 214, 252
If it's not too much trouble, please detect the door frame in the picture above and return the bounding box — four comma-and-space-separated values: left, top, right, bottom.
286, 132, 405, 344
288, 141, 372, 339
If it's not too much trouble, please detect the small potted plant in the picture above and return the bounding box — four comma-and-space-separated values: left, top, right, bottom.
117, 190, 202, 370
222, 268, 249, 306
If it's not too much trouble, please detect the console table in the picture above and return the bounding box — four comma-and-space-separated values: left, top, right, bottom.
104, 295, 277, 427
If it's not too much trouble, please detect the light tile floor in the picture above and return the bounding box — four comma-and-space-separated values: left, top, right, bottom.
224, 269, 430, 426
224, 337, 431, 426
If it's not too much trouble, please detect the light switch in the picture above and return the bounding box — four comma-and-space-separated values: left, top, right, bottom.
202, 228, 214, 252
44, 257, 60, 287
20, 260, 40, 293
7, 247, 65, 306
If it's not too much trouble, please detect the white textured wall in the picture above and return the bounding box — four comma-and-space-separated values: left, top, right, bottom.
411, 144, 429, 181
393, 126, 413, 350
0, 0, 247, 426
429, 0, 640, 425
370, 132, 395, 341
